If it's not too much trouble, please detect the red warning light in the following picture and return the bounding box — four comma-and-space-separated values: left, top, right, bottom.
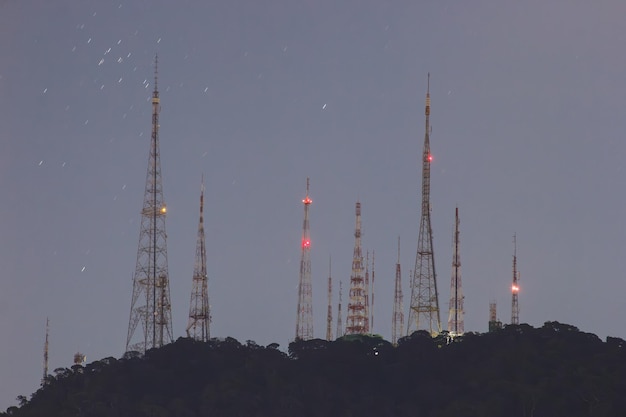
303, 197, 312, 205
511, 284, 519, 293
302, 239, 311, 249
428, 154, 433, 162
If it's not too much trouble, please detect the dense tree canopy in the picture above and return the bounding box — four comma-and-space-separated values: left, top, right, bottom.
4, 322, 626, 417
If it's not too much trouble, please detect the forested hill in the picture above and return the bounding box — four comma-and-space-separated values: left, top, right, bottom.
5, 322, 626, 417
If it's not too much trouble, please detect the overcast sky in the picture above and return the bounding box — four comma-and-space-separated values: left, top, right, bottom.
1, 0, 625, 409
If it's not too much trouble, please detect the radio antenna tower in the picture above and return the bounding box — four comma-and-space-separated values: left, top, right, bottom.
296, 178, 313, 340
447, 207, 464, 336
126, 55, 173, 353
511, 234, 520, 325
346, 201, 367, 334
371, 251, 375, 333
488, 301, 502, 332
392, 237, 404, 345
186, 178, 211, 341
364, 251, 370, 333
336, 281, 343, 337
408, 73, 441, 336
326, 257, 333, 341
42, 318, 49, 384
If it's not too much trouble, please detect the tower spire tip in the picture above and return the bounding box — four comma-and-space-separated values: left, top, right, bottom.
153, 54, 159, 91
425, 73, 431, 116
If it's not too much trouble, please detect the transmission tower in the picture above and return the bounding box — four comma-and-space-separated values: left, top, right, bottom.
371, 251, 375, 333
296, 178, 313, 340
511, 234, 520, 325
186, 178, 211, 341
488, 301, 502, 332
364, 251, 370, 333
42, 318, 49, 384
408, 74, 441, 336
392, 238, 404, 345
326, 257, 333, 341
126, 56, 174, 353
447, 207, 464, 336
336, 281, 343, 337
346, 201, 368, 335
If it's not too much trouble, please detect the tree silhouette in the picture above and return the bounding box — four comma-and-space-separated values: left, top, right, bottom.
4, 324, 626, 417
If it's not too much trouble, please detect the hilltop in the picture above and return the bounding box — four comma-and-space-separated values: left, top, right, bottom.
4, 322, 626, 417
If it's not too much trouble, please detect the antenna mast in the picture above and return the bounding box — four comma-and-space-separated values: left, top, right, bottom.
296, 178, 314, 340
511, 234, 520, 325
364, 251, 370, 333
126, 55, 173, 353
408, 73, 441, 336
186, 177, 211, 341
336, 281, 343, 337
371, 251, 375, 333
392, 238, 404, 345
489, 301, 502, 332
326, 257, 333, 341
447, 207, 464, 336
42, 318, 49, 384
346, 201, 367, 334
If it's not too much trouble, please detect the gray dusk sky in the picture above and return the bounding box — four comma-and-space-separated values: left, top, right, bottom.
1, 0, 625, 409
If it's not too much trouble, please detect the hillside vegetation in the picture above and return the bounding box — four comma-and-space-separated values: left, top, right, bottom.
5, 322, 626, 417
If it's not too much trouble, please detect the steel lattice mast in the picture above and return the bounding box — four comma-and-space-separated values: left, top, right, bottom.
392, 237, 404, 345
186, 178, 211, 341
489, 301, 502, 332
364, 252, 370, 333
408, 74, 441, 336
511, 234, 520, 325
326, 257, 333, 341
126, 56, 173, 353
447, 207, 464, 336
346, 201, 368, 334
42, 318, 49, 384
296, 178, 313, 340
371, 251, 375, 333
336, 281, 343, 337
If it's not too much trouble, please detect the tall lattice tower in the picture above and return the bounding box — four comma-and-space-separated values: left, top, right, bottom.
392, 238, 404, 345
364, 252, 370, 333
370, 251, 375, 333
336, 281, 343, 337
408, 74, 441, 336
326, 257, 333, 341
126, 56, 173, 353
295, 178, 313, 340
488, 301, 502, 332
447, 207, 464, 336
42, 318, 49, 384
346, 201, 368, 334
186, 179, 211, 341
511, 234, 520, 325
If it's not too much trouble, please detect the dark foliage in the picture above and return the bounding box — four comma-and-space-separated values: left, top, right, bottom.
5, 322, 626, 417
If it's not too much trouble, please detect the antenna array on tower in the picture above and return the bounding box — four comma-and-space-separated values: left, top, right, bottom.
42, 318, 49, 384
326, 257, 333, 341
111, 66, 502, 349
336, 281, 343, 338
447, 207, 464, 336
408, 74, 441, 336
489, 301, 502, 332
296, 178, 314, 340
511, 234, 520, 325
364, 251, 371, 333
346, 202, 369, 335
371, 251, 375, 333
392, 238, 404, 345
126, 56, 174, 353
186, 178, 211, 341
